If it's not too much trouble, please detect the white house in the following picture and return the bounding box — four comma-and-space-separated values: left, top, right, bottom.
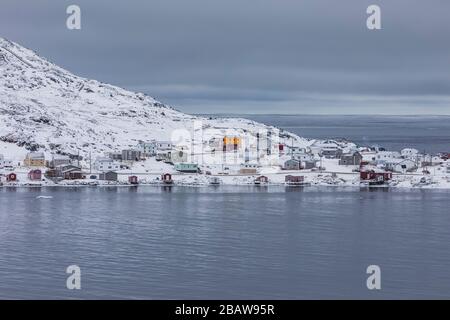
293, 152, 315, 162
137, 140, 157, 156
156, 141, 173, 151
360, 150, 377, 163
288, 146, 307, 156
94, 158, 121, 172
310, 140, 340, 154
385, 159, 417, 173
375, 151, 402, 163
420, 154, 443, 166
169, 146, 190, 164
310, 140, 343, 159
49, 155, 72, 168
401, 148, 419, 159
0, 154, 13, 168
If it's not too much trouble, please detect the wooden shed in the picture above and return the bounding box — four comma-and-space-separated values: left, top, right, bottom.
254, 175, 269, 185
6, 173, 17, 182
285, 175, 305, 185
128, 176, 139, 185
99, 171, 118, 181
360, 170, 392, 181
161, 173, 173, 185
28, 169, 42, 181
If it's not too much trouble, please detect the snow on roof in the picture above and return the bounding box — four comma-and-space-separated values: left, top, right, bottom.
95, 157, 114, 162
401, 148, 419, 154
53, 155, 71, 160
312, 140, 339, 148
26, 152, 45, 159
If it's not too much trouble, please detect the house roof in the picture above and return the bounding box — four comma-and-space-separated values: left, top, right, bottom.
27, 152, 45, 159
62, 169, 83, 174
56, 164, 82, 172
53, 155, 71, 160
95, 157, 114, 162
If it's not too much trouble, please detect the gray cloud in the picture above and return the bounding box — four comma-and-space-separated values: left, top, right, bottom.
1, 0, 450, 114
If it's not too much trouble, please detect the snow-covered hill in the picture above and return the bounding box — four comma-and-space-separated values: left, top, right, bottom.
0, 37, 306, 162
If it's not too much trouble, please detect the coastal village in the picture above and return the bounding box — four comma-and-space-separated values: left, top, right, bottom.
1, 37, 449, 190
1, 135, 450, 189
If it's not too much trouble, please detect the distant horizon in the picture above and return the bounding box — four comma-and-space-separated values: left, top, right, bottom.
191, 112, 450, 117
2, 0, 450, 115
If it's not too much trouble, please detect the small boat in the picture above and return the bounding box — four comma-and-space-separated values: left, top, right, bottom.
209, 177, 222, 185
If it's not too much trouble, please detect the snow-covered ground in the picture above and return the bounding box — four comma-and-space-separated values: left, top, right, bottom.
0, 37, 307, 162
2, 157, 449, 189
1, 37, 449, 189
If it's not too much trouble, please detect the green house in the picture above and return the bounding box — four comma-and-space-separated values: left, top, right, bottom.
174, 163, 199, 173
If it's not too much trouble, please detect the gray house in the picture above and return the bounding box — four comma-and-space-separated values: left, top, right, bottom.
99, 171, 118, 181
48, 155, 72, 168
284, 159, 301, 170
122, 149, 142, 162
339, 152, 362, 166
322, 148, 343, 159
108, 153, 123, 161
302, 160, 316, 169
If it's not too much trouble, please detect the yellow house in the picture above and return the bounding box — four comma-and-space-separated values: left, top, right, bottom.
223, 136, 241, 146
24, 152, 46, 167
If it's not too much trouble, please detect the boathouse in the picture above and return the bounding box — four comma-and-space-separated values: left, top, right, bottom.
6, 173, 17, 182
255, 176, 269, 185
129, 176, 139, 185
28, 169, 42, 181
99, 171, 118, 181
161, 173, 173, 184
285, 175, 304, 184
360, 170, 392, 181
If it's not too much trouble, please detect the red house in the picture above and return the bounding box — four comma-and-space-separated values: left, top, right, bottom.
161, 173, 173, 184
255, 175, 269, 185
28, 169, 42, 181
128, 176, 139, 185
360, 170, 392, 181
285, 175, 305, 185
6, 173, 17, 182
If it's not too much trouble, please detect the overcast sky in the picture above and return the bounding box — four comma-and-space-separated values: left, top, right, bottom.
1, 0, 450, 114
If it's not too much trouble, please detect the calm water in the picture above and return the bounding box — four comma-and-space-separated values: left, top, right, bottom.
208, 115, 450, 154
1, 186, 450, 299
1, 115, 450, 299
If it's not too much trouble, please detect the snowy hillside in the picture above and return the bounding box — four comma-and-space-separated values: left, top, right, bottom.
0, 37, 306, 162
